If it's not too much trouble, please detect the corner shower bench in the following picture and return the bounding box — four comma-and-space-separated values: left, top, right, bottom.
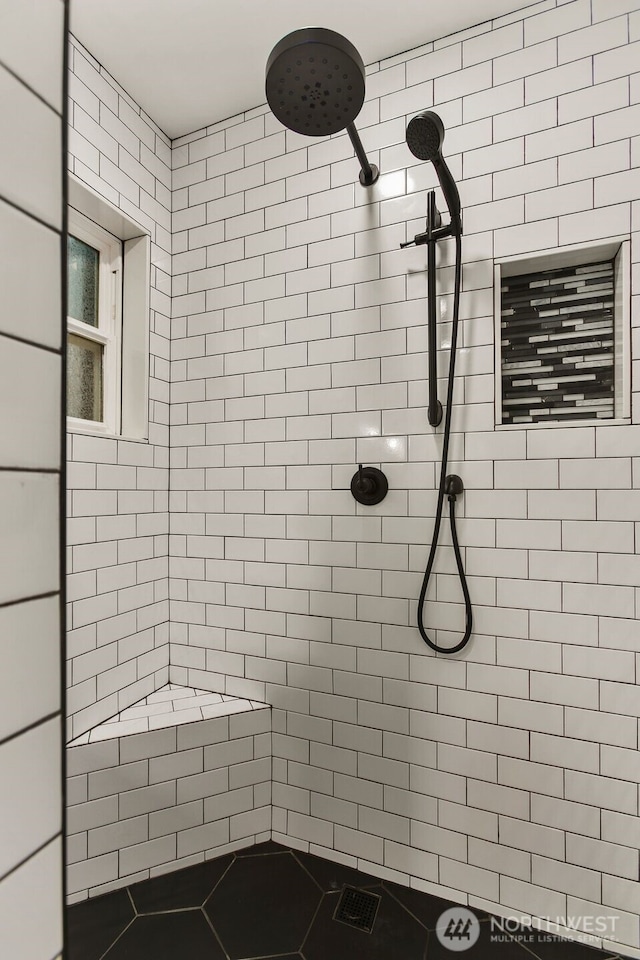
66, 685, 272, 901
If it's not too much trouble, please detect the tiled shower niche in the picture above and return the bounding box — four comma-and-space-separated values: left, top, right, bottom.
496, 240, 631, 426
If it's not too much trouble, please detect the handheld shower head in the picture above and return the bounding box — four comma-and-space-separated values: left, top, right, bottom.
265, 27, 379, 185
406, 110, 444, 162
402, 115, 471, 653
406, 111, 461, 234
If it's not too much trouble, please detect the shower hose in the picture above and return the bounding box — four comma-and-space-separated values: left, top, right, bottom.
417, 231, 473, 654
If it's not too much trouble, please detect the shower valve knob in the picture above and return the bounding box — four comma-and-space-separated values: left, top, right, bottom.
350, 465, 388, 506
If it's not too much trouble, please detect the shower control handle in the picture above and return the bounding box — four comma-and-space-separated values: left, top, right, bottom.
350, 465, 388, 506
357, 464, 372, 493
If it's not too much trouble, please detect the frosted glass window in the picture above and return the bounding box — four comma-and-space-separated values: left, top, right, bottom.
68, 235, 99, 327
66, 209, 122, 431
67, 334, 103, 422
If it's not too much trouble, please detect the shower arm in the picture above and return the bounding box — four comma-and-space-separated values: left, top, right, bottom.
346, 122, 379, 186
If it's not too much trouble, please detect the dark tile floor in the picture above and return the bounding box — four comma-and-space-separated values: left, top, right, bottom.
67, 841, 623, 959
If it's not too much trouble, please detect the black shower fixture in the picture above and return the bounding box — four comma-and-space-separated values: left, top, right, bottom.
400, 110, 472, 655
405, 110, 461, 236
350, 464, 388, 506
265, 27, 379, 186
401, 111, 463, 427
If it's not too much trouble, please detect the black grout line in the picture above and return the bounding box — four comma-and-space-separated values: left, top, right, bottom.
0, 465, 62, 474
0, 57, 62, 116
0, 326, 63, 356
0, 188, 61, 236
0, 833, 62, 887
59, 2, 70, 952
0, 590, 59, 611
68, 32, 170, 146
0, 711, 61, 750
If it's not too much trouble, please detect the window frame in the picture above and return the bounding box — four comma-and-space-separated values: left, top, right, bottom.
67, 209, 123, 435
66, 174, 152, 442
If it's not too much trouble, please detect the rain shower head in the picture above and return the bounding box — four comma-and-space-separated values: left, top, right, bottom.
266, 27, 379, 185
266, 27, 365, 137
406, 111, 461, 234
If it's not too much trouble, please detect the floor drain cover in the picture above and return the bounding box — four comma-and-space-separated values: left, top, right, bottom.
333, 887, 381, 933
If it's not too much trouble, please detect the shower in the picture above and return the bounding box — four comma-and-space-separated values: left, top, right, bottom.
402, 111, 472, 654
264, 35, 472, 652
265, 27, 379, 185
406, 111, 462, 235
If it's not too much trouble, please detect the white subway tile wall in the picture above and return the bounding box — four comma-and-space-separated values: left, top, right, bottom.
0, 2, 65, 957
66, 35, 171, 741
167, 0, 640, 952
66, 688, 271, 900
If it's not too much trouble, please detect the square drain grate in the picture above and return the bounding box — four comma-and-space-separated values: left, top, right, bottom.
333, 886, 381, 934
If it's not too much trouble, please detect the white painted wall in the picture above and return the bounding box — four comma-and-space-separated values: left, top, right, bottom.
0, 2, 66, 956
169, 0, 640, 954
66, 35, 172, 742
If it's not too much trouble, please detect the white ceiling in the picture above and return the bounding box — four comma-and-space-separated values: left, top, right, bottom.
71, 0, 539, 139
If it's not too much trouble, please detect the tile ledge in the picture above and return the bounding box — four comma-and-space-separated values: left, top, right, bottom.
67, 683, 269, 746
